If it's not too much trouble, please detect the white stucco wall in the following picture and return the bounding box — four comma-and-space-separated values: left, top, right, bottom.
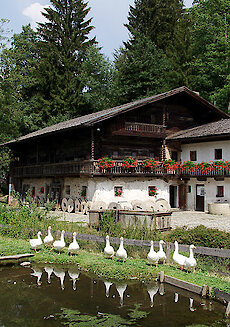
181, 140, 230, 163
22, 176, 173, 206
186, 178, 229, 211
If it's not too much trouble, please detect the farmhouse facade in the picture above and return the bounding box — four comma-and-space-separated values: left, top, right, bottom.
4, 86, 230, 212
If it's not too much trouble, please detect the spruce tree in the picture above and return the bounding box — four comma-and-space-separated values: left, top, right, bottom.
37, 0, 96, 124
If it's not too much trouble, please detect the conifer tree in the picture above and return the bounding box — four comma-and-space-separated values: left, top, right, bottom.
37, 0, 96, 124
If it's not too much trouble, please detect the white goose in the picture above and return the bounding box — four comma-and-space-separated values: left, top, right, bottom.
157, 240, 167, 264
173, 241, 187, 270
116, 237, 127, 262
147, 283, 159, 307
174, 292, 179, 303
68, 232, 80, 255
30, 231, 42, 252
189, 298, 196, 312
52, 230, 65, 254
68, 268, 80, 290
147, 241, 159, 266
104, 235, 114, 259
104, 281, 113, 298
184, 245, 197, 272
44, 226, 53, 246
44, 266, 53, 284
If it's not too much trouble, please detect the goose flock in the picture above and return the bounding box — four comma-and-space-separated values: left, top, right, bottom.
29, 227, 197, 271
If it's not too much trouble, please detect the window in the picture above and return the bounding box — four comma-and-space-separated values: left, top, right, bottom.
81, 186, 87, 198
190, 151, 197, 161
65, 185, 70, 196
187, 185, 191, 193
215, 149, 222, 160
148, 186, 158, 197
216, 186, 224, 197
171, 151, 178, 161
114, 186, 123, 197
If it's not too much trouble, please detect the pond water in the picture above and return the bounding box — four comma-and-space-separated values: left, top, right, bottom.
0, 264, 227, 327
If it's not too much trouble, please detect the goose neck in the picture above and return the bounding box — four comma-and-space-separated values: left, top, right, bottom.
189, 247, 194, 258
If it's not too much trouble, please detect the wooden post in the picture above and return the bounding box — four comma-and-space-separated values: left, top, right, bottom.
91, 127, 94, 160
201, 285, 207, 298
225, 302, 230, 317
166, 243, 170, 264
161, 140, 166, 161
159, 271, 165, 283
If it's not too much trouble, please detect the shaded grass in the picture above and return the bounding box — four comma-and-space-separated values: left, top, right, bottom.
0, 235, 229, 294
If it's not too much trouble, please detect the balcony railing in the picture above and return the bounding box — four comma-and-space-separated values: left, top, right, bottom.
12, 160, 230, 178
111, 122, 166, 138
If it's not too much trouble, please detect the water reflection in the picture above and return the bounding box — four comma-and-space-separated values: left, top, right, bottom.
0, 265, 227, 327
104, 280, 113, 298
115, 283, 127, 306
147, 283, 159, 307
44, 266, 53, 284
68, 268, 80, 291
53, 267, 65, 290
31, 266, 43, 286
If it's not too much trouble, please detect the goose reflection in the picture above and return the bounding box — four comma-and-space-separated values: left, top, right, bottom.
104, 281, 113, 298
159, 283, 165, 296
147, 283, 159, 307
174, 292, 179, 303
53, 267, 65, 290
44, 266, 53, 284
31, 266, 43, 286
189, 298, 196, 312
115, 283, 127, 306
68, 268, 80, 291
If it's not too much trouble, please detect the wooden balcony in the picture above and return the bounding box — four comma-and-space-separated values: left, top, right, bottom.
112, 122, 167, 138
12, 160, 230, 178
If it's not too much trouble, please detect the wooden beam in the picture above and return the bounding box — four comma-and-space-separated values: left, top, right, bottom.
0, 253, 34, 261
91, 127, 94, 160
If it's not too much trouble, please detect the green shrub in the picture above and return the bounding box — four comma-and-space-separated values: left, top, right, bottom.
165, 225, 230, 249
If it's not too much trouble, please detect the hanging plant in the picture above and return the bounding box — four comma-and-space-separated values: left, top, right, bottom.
196, 162, 212, 174
148, 186, 158, 196
163, 159, 181, 170
181, 161, 196, 173
122, 157, 138, 169
142, 159, 160, 170
98, 157, 115, 170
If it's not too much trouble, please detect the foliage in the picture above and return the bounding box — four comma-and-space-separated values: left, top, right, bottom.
165, 225, 230, 249
80, 45, 116, 112
114, 32, 173, 104
148, 186, 158, 197
98, 211, 123, 237
36, 0, 96, 124
98, 157, 115, 170
142, 159, 159, 170
122, 156, 138, 169
187, 0, 230, 111
57, 305, 148, 326
163, 159, 180, 170
0, 25, 41, 137
181, 161, 197, 173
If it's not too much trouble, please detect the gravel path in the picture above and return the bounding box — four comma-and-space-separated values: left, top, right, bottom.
171, 211, 230, 232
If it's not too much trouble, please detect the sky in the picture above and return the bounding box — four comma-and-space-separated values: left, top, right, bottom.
1, 0, 193, 59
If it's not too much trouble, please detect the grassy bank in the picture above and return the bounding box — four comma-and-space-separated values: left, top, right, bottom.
0, 236, 229, 294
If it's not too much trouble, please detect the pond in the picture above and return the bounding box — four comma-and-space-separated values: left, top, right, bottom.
0, 264, 227, 327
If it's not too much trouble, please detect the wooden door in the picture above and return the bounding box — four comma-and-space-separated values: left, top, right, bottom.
179, 184, 187, 210
169, 185, 177, 208
196, 185, 205, 211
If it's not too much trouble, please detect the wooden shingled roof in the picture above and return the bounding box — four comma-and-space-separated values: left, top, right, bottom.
167, 118, 230, 142
3, 86, 229, 146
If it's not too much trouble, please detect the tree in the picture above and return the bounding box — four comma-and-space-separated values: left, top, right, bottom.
80, 45, 116, 112
0, 25, 41, 136
126, 0, 184, 53
114, 0, 187, 104
36, 0, 96, 125
114, 32, 173, 104
187, 0, 230, 111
